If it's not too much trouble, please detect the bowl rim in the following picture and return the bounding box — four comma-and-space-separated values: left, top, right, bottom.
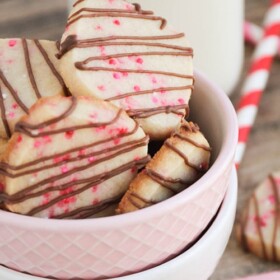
0, 70, 238, 231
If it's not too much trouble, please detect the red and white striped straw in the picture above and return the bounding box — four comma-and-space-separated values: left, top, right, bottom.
235, 0, 280, 169
244, 21, 280, 56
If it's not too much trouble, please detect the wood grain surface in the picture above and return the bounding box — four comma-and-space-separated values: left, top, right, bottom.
0, 0, 279, 279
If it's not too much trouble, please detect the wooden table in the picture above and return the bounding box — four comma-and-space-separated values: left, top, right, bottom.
0, 0, 280, 279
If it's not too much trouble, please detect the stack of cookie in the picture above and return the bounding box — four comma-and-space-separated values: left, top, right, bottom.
0, 0, 211, 219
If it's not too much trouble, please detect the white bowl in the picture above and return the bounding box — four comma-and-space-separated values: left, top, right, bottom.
0, 167, 237, 280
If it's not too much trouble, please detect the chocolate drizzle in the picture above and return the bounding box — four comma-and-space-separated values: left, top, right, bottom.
172, 133, 212, 152
127, 104, 188, 119
67, 13, 166, 29
59, 1, 194, 123
127, 191, 157, 210
33, 40, 70, 96
53, 194, 122, 219
120, 122, 211, 212
25, 156, 150, 216
165, 141, 205, 173
0, 69, 29, 113
57, 34, 188, 59
22, 39, 42, 99
270, 175, 279, 261
0, 96, 150, 218
253, 194, 268, 260
106, 85, 194, 102
0, 39, 69, 138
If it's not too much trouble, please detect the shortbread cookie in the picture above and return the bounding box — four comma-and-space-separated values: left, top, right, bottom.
58, 0, 194, 140
0, 95, 149, 218
236, 172, 280, 262
117, 121, 211, 213
0, 138, 8, 156
0, 38, 69, 139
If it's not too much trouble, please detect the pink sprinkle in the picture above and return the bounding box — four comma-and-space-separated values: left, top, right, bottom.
113, 19, 121, 26
178, 98, 185, 104
268, 195, 276, 204
125, 4, 133, 10
34, 141, 41, 148
109, 58, 117, 65
43, 136, 52, 144
17, 135, 23, 143
95, 125, 106, 133
152, 96, 159, 104
160, 90, 167, 94
88, 156, 95, 163
92, 185, 98, 193
113, 72, 121, 79
134, 85, 141, 92
114, 138, 121, 145
95, 25, 103, 30
97, 85, 105, 91
134, 156, 140, 161
61, 165, 69, 173
152, 77, 158, 84
65, 130, 74, 139
122, 72, 128, 77
136, 58, 143, 64
8, 112, 15, 118
8, 39, 17, 47
7, 59, 13, 64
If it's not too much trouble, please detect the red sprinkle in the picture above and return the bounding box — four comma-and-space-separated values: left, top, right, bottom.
136, 58, 143, 64
113, 19, 121, 26
8, 39, 17, 47
109, 58, 117, 65
131, 166, 137, 173
254, 216, 267, 227
65, 130, 74, 139
92, 198, 99, 205
0, 183, 5, 192
12, 103, 18, 109
17, 135, 23, 143
92, 185, 98, 193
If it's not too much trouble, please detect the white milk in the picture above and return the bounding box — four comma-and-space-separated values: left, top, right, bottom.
67, 0, 244, 94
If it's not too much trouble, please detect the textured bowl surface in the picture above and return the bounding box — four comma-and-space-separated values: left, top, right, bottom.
0, 168, 237, 280
0, 70, 238, 279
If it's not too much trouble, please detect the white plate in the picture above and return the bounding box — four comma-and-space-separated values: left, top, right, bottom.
0, 168, 237, 280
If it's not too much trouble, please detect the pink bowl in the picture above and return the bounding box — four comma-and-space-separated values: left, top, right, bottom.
0, 70, 238, 280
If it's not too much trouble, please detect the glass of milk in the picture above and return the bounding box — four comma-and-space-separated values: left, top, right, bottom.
67, 0, 244, 95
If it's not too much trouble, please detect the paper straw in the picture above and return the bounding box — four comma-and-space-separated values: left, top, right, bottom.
235, 0, 280, 169
244, 21, 280, 56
